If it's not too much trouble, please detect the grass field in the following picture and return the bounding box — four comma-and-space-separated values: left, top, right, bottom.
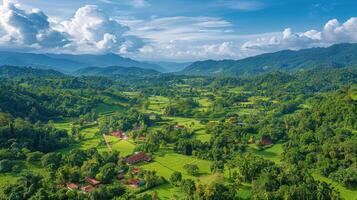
141, 152, 214, 199
249, 143, 284, 164
142, 152, 212, 180
96, 103, 125, 115
0, 161, 49, 196
314, 173, 357, 200
146, 96, 170, 114
106, 136, 136, 156
53, 121, 72, 131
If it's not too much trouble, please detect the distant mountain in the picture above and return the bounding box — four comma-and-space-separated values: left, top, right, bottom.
182, 43, 357, 76
46, 53, 165, 72
74, 66, 161, 77
149, 61, 192, 72
0, 52, 164, 73
0, 65, 64, 77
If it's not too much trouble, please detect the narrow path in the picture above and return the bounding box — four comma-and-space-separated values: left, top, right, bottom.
102, 134, 113, 152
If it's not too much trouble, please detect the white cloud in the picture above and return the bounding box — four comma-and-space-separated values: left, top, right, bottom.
242, 17, 357, 54
0, 3, 69, 49
97, 0, 150, 8
221, 0, 265, 11
0, 3, 144, 54
132, 0, 150, 8
59, 5, 138, 53
120, 16, 278, 61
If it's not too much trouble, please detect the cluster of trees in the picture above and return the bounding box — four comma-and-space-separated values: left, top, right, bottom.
283, 91, 357, 189
135, 125, 198, 154
0, 82, 99, 121
0, 114, 71, 174
99, 109, 160, 135
164, 98, 199, 117
167, 154, 340, 200
2, 148, 166, 199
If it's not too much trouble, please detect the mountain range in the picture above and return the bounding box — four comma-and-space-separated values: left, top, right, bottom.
1, 43, 357, 77
0, 52, 189, 73
74, 66, 161, 77
182, 43, 357, 76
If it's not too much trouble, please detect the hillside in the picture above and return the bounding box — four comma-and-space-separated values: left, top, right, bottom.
0, 65, 64, 77
149, 61, 192, 72
0, 52, 164, 73
182, 43, 357, 76
74, 66, 161, 77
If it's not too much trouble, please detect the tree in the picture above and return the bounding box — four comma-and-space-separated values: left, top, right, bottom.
170, 172, 182, 186
183, 164, 199, 176
210, 160, 224, 173
96, 163, 117, 183
181, 179, 196, 200
41, 153, 62, 169
0, 159, 12, 173
26, 151, 45, 162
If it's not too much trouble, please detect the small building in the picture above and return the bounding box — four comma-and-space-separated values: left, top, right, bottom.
117, 174, 125, 180
66, 183, 78, 190
111, 131, 128, 140
129, 179, 145, 188
85, 177, 101, 186
81, 185, 95, 193
129, 179, 140, 188
131, 167, 141, 175
260, 135, 272, 146
126, 152, 151, 165
174, 125, 185, 130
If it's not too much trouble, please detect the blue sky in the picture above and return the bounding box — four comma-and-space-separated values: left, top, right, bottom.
1, 0, 357, 61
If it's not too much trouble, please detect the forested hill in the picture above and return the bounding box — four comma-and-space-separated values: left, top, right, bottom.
73, 66, 161, 77
0, 65, 65, 78
182, 43, 357, 76
0, 52, 164, 73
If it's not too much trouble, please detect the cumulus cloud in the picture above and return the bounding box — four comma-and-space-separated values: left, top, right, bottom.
59, 5, 143, 53
57, 5, 145, 54
0, 3, 69, 49
0, 3, 144, 54
242, 17, 357, 54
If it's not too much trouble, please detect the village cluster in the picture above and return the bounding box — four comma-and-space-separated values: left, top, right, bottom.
66, 131, 152, 193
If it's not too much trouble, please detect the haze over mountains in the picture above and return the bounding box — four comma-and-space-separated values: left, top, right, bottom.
73, 66, 161, 77
182, 43, 357, 76
0, 52, 188, 73
1, 43, 357, 77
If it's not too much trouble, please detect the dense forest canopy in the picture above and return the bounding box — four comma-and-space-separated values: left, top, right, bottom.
0, 61, 356, 200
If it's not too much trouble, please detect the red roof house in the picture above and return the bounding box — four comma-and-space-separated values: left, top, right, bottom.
126, 152, 151, 165
260, 135, 272, 146
111, 131, 128, 140
66, 183, 78, 190
129, 179, 140, 188
131, 167, 141, 175
81, 185, 95, 193
85, 177, 101, 186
